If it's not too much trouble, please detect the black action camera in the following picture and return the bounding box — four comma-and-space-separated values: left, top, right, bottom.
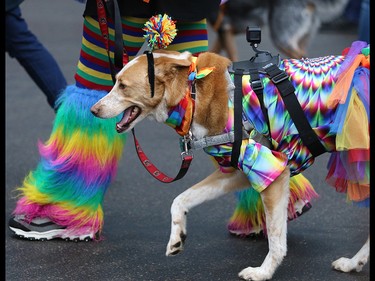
246, 27, 261, 45
232, 26, 280, 71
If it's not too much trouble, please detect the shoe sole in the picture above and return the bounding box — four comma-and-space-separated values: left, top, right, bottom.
9, 226, 94, 242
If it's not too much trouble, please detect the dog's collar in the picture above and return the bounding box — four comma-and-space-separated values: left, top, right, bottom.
188, 57, 215, 80
164, 57, 215, 136
188, 56, 215, 99
165, 89, 195, 136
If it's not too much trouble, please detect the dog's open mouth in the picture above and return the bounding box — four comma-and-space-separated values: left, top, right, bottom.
116, 106, 141, 133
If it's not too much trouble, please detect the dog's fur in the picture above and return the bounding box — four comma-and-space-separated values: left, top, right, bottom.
268, 0, 350, 58
91, 50, 369, 280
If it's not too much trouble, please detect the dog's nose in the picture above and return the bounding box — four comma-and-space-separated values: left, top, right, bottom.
90, 105, 100, 116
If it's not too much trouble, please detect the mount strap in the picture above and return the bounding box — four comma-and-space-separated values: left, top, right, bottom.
248, 68, 271, 137
230, 69, 244, 168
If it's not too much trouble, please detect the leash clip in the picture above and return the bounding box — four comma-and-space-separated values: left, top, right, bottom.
180, 132, 194, 159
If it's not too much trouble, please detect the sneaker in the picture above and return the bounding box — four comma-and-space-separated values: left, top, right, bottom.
8, 215, 96, 242
229, 225, 265, 239
288, 199, 312, 221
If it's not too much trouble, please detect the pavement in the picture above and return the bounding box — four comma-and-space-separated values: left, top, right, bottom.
5, 1, 370, 280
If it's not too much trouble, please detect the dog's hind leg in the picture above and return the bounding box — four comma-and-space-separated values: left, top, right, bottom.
332, 235, 370, 272
239, 167, 290, 281
165, 169, 249, 256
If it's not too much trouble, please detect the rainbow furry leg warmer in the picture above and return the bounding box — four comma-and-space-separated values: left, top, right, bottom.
12, 85, 126, 239
227, 173, 318, 237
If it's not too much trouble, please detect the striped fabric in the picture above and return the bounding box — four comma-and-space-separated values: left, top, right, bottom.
75, 16, 208, 91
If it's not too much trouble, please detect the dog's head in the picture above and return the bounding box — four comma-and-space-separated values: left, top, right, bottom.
91, 50, 192, 133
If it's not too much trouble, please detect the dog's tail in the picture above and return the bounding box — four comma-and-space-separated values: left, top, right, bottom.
314, 0, 350, 23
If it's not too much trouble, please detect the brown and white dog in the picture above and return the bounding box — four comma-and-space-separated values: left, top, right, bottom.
91, 50, 369, 280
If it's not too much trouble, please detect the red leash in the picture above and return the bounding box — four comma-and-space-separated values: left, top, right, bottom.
97, 1, 192, 182
131, 129, 193, 183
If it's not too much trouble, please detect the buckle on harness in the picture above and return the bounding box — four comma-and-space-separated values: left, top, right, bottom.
271, 72, 288, 84
251, 79, 263, 91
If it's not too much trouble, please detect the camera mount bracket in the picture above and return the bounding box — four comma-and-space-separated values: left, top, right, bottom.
232, 26, 280, 73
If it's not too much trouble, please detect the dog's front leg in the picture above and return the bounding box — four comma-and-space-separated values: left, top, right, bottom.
239, 167, 290, 281
166, 169, 249, 256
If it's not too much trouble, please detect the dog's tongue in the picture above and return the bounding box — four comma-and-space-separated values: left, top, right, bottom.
116, 106, 139, 133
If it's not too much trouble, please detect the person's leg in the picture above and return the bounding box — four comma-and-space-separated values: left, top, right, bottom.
216, 15, 238, 61
5, 6, 67, 110
9, 16, 127, 241
166, 19, 209, 55
121, 16, 210, 57
9, 15, 210, 241
358, 0, 369, 42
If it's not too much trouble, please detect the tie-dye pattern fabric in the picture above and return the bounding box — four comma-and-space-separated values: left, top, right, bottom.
204, 48, 369, 205
204, 55, 345, 193
209, 45, 369, 235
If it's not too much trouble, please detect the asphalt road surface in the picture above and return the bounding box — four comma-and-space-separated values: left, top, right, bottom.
5, 1, 370, 280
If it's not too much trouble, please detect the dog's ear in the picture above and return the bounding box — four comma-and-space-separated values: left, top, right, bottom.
153, 51, 192, 106
153, 50, 192, 74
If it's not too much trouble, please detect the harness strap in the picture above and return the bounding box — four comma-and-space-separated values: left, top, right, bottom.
188, 132, 234, 150
187, 129, 271, 150
132, 129, 193, 183
230, 69, 244, 168
263, 63, 326, 157
248, 68, 271, 137
144, 51, 155, 97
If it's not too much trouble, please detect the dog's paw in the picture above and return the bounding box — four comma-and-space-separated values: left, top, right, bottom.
332, 257, 366, 273
165, 231, 187, 256
238, 266, 272, 281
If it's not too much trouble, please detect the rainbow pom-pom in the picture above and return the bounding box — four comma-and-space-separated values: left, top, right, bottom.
143, 14, 177, 50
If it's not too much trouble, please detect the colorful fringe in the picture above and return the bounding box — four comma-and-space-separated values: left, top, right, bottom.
227, 173, 318, 236
326, 41, 370, 207
13, 85, 126, 238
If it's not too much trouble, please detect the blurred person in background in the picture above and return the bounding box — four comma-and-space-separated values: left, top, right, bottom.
358, 0, 369, 42
5, 0, 67, 111
209, 0, 352, 59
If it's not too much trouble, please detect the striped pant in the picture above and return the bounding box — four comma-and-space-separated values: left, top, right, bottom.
75, 16, 209, 91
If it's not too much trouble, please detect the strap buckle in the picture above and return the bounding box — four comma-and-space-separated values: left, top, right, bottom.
251, 79, 264, 91
271, 71, 288, 84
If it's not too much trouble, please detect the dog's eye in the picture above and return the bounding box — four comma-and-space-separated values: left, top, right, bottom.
118, 83, 126, 90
